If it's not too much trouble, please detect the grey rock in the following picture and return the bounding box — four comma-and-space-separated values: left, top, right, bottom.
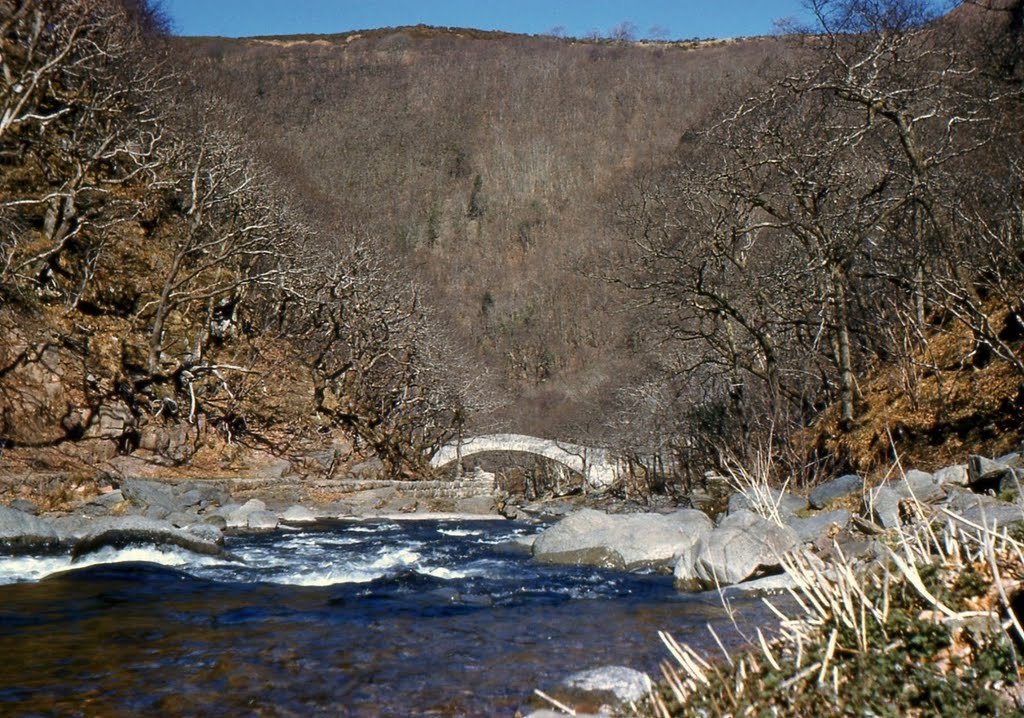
968, 455, 1013, 492
946, 489, 1024, 530
563, 665, 652, 704
809, 474, 863, 509
142, 504, 172, 520
785, 509, 852, 543
969, 454, 1007, 480
246, 510, 279, 530
674, 510, 798, 591
865, 484, 902, 529
178, 489, 204, 508
165, 511, 200, 528
533, 508, 713, 571
279, 505, 317, 523
225, 499, 267, 528
933, 464, 969, 487
999, 470, 1024, 497
728, 489, 808, 517
178, 481, 227, 506
0, 505, 59, 551
996, 452, 1023, 468
202, 514, 228, 530
70, 516, 233, 561
535, 545, 626, 570
897, 469, 945, 503
213, 502, 243, 519
88, 489, 124, 509
120, 479, 177, 511
508, 534, 537, 552
49, 515, 96, 543
185, 523, 224, 545
454, 495, 497, 515
9, 499, 38, 515
718, 572, 799, 598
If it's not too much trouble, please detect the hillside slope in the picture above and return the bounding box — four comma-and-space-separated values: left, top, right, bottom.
176, 29, 783, 437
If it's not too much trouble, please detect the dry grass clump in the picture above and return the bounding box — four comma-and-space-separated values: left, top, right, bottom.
639, 512, 1024, 717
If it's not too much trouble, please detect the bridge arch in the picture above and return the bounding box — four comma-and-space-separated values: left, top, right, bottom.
430, 433, 620, 488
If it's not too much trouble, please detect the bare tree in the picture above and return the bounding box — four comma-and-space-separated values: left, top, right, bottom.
617, 0, 1024, 475
1, 0, 170, 305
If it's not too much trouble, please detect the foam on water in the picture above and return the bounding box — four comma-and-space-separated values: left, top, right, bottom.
0, 545, 230, 585
438, 528, 481, 537
0, 519, 548, 590
347, 523, 400, 533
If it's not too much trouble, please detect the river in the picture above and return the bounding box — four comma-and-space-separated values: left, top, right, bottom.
0, 518, 776, 716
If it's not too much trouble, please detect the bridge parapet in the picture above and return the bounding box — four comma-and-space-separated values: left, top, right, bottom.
430, 433, 621, 489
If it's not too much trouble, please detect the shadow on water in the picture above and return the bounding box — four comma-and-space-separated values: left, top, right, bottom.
0, 520, 781, 717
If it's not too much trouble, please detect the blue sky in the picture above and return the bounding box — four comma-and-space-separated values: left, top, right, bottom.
161, 0, 818, 40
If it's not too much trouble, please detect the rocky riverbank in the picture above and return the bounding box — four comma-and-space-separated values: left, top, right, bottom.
0, 469, 504, 562
518, 451, 1024, 716
3, 450, 1023, 717
528, 452, 1024, 594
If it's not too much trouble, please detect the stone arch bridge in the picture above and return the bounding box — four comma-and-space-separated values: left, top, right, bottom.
429, 433, 622, 489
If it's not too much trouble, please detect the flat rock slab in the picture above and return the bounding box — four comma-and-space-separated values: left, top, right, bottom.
809, 474, 863, 509
0, 505, 59, 551
785, 509, 852, 543
69, 516, 230, 561
728, 489, 808, 516
532, 508, 713, 571
945, 490, 1024, 530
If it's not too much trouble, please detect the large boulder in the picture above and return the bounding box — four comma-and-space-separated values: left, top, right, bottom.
532, 508, 713, 571
674, 510, 798, 591
0, 505, 59, 552
809, 474, 863, 509
69, 516, 232, 561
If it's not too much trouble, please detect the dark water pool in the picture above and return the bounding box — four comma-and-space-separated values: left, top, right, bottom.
0, 519, 776, 716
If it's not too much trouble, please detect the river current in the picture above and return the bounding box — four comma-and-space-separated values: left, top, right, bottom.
0, 518, 776, 716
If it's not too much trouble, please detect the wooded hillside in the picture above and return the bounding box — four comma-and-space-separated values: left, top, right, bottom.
3, 0, 1023, 492
180, 1, 1024, 486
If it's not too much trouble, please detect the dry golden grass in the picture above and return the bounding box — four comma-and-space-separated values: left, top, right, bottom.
799, 307, 1024, 482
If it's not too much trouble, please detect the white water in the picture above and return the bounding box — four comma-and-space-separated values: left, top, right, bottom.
0, 520, 527, 588
0, 545, 228, 585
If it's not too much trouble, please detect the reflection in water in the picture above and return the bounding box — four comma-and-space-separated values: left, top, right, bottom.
0, 519, 778, 717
